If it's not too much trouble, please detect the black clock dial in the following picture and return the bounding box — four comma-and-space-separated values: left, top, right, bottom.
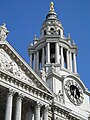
64, 80, 84, 106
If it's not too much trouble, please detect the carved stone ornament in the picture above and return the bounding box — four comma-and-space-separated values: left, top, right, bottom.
0, 23, 9, 41
0, 49, 34, 86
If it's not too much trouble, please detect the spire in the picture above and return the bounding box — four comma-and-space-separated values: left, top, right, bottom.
50, 2, 54, 12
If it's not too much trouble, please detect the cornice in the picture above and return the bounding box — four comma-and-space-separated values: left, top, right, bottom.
0, 69, 53, 104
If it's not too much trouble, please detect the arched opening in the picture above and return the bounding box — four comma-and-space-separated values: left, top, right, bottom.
50, 28, 54, 35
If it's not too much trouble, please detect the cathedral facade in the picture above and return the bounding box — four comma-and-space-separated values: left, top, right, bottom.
0, 2, 90, 120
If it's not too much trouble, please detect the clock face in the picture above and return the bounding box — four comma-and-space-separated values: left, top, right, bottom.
64, 80, 84, 106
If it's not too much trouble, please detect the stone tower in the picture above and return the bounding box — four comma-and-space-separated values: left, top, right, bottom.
28, 2, 78, 94
28, 2, 90, 119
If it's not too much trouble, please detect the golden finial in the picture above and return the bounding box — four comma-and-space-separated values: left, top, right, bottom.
50, 2, 54, 12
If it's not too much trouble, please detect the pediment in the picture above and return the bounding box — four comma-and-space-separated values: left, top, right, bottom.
0, 48, 34, 86
0, 41, 54, 96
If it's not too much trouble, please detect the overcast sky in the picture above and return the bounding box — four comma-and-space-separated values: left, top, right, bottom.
0, 0, 90, 90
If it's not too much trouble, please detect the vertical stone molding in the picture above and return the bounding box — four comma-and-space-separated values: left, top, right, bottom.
61, 46, 64, 68
36, 51, 39, 73
42, 47, 45, 68
43, 105, 49, 120
70, 51, 73, 72
55, 42, 59, 64
15, 93, 23, 120
30, 54, 32, 67
46, 42, 50, 64
4, 89, 14, 120
34, 102, 41, 120
73, 53, 77, 73
66, 50, 70, 69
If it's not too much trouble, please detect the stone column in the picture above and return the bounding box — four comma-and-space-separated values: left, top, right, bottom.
66, 50, 70, 69
55, 42, 59, 63
4, 90, 14, 120
46, 43, 50, 64
34, 53, 36, 71
30, 54, 32, 67
15, 94, 22, 120
43, 105, 49, 120
36, 51, 39, 73
73, 53, 77, 73
34, 102, 40, 120
70, 51, 73, 72
61, 46, 64, 68
42, 47, 45, 68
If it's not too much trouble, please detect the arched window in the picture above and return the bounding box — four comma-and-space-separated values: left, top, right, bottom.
50, 28, 54, 35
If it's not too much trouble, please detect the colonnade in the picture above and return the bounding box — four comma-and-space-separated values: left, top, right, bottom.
30, 42, 77, 73
4, 90, 49, 120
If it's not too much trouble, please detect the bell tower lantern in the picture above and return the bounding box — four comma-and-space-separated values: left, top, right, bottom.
28, 2, 78, 93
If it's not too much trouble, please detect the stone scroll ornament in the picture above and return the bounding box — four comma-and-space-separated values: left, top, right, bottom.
0, 49, 34, 85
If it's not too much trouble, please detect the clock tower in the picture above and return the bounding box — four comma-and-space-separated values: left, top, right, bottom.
28, 2, 90, 119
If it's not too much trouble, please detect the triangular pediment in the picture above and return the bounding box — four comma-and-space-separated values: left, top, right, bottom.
0, 41, 54, 96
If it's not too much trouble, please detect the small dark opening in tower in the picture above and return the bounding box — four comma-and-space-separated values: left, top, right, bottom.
63, 48, 67, 68
44, 30, 46, 35
50, 43, 55, 63
50, 28, 54, 35
58, 29, 61, 35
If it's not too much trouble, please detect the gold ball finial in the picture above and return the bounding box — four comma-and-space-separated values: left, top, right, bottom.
50, 2, 54, 12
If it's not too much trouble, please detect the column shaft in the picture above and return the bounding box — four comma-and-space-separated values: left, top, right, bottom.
66, 50, 70, 69
42, 47, 45, 68
46, 43, 50, 63
70, 51, 73, 72
55, 42, 59, 63
30, 54, 32, 67
15, 95, 22, 120
73, 53, 77, 73
43, 106, 48, 120
36, 51, 39, 72
61, 47, 64, 68
5, 91, 13, 120
34, 103, 40, 120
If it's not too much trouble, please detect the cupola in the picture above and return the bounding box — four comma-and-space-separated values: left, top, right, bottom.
41, 2, 64, 37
